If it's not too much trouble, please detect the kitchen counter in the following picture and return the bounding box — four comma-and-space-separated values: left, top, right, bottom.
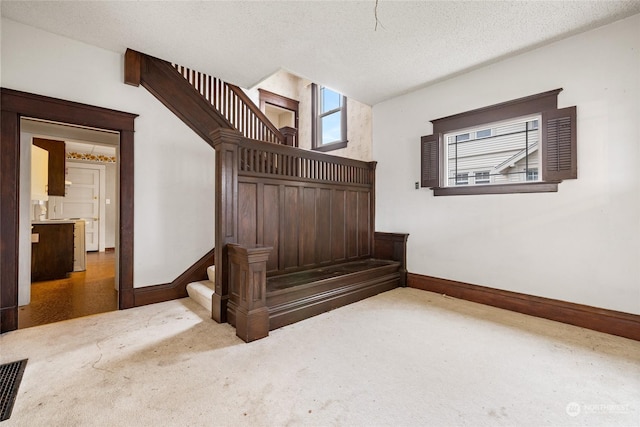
32, 219, 77, 224
31, 222, 75, 281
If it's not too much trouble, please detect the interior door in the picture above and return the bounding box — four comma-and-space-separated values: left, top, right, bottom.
51, 166, 100, 251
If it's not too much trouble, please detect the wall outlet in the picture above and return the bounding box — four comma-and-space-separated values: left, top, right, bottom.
415, 182, 419, 189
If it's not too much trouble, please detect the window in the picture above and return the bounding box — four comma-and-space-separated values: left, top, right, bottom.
312, 84, 347, 152
455, 173, 468, 185
456, 133, 470, 142
475, 171, 490, 184
476, 129, 492, 139
445, 115, 540, 187
420, 88, 576, 196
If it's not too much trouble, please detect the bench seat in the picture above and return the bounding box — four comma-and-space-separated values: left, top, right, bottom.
266, 258, 402, 330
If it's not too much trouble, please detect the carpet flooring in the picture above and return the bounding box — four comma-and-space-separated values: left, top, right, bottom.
0, 288, 638, 426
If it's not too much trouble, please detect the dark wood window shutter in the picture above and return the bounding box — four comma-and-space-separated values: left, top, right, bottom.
542, 106, 577, 181
421, 134, 439, 188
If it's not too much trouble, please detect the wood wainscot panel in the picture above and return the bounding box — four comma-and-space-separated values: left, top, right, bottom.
301, 187, 317, 267
263, 183, 280, 273
358, 190, 371, 257
331, 189, 346, 261
316, 188, 332, 264
237, 182, 258, 247
346, 191, 359, 259
283, 186, 300, 270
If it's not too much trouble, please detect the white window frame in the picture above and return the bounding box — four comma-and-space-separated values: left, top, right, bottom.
311, 83, 348, 152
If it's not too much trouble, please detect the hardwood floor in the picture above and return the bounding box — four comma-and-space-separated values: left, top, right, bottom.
18, 251, 118, 329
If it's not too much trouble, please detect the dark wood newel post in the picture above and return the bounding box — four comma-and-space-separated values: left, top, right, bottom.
210, 128, 243, 323
279, 126, 297, 147
227, 244, 273, 342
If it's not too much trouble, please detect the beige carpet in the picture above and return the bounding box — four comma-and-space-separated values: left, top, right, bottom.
1, 288, 638, 426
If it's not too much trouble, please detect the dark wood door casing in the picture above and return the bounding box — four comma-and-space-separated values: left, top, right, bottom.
0, 88, 137, 333
259, 89, 300, 147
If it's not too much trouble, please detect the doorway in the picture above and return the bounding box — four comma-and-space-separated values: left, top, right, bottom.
0, 88, 137, 333
259, 89, 299, 147
19, 120, 119, 328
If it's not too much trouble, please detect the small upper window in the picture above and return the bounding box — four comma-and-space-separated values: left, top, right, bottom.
476, 129, 492, 139
312, 84, 347, 152
420, 88, 577, 196
455, 133, 470, 143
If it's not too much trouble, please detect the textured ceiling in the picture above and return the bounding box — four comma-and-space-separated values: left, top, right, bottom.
2, 1, 639, 105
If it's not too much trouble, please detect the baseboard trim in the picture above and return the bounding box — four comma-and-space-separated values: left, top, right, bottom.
408, 273, 640, 341
133, 248, 215, 307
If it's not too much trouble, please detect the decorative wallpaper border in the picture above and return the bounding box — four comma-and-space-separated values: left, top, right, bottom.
67, 152, 116, 163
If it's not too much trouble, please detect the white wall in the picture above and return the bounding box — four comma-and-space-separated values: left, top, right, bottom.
373, 14, 640, 315
2, 18, 216, 289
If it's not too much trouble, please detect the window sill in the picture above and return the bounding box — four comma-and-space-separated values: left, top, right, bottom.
432, 182, 559, 196
312, 140, 348, 153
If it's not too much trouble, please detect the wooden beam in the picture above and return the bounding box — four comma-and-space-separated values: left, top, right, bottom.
124, 49, 141, 86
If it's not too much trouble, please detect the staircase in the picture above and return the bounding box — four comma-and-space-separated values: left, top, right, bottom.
186, 265, 216, 313
124, 49, 295, 311
124, 49, 293, 147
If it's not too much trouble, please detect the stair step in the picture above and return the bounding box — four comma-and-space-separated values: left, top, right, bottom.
186, 280, 215, 313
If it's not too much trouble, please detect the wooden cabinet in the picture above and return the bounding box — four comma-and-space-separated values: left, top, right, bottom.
32, 138, 66, 197
31, 222, 74, 281
31, 145, 49, 200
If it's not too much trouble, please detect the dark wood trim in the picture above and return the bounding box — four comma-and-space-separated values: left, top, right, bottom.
374, 232, 409, 286
431, 88, 563, 133
118, 129, 135, 309
433, 182, 559, 196
0, 110, 20, 333
227, 244, 272, 342
259, 89, 299, 112
128, 51, 234, 146
268, 264, 401, 331
422, 88, 574, 196
312, 140, 348, 153
133, 248, 215, 307
259, 89, 299, 147
124, 49, 141, 86
1, 88, 136, 132
0, 88, 137, 333
408, 273, 640, 341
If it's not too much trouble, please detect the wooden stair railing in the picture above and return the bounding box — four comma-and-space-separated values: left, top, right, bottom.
173, 65, 286, 145
124, 49, 285, 146
125, 49, 234, 148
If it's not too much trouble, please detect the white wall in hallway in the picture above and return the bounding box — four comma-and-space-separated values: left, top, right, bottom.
2, 18, 216, 288
373, 14, 640, 315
